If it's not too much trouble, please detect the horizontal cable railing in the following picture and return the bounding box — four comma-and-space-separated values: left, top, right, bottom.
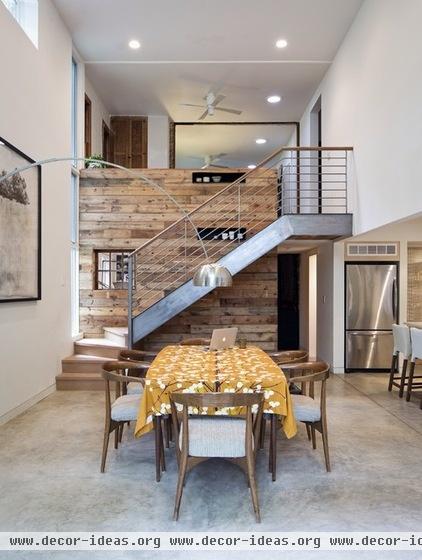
128, 147, 352, 327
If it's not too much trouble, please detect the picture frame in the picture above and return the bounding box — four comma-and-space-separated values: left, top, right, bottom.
0, 136, 41, 302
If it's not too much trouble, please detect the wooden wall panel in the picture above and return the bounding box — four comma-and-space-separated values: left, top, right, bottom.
79, 168, 278, 348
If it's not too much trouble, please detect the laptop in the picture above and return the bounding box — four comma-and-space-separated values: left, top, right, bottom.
209, 327, 238, 351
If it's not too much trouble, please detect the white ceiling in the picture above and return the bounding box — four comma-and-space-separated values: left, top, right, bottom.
54, 0, 363, 121
176, 124, 296, 168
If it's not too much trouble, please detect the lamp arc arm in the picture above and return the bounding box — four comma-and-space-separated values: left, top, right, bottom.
0, 156, 209, 260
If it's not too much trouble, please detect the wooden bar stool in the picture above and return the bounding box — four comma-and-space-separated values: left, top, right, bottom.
388, 324, 412, 398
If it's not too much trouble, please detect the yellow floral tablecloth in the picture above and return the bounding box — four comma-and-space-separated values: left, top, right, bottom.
135, 345, 297, 439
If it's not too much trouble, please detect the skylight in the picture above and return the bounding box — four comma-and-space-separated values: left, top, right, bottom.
1, 0, 38, 48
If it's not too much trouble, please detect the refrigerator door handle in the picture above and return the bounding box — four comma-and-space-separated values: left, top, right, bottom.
392, 279, 397, 322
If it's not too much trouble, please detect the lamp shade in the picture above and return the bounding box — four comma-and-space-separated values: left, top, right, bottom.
193, 263, 232, 287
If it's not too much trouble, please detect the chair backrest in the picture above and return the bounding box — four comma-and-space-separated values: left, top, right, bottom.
281, 361, 330, 418
392, 324, 412, 358
170, 392, 264, 458
410, 327, 422, 361
119, 349, 156, 362
269, 350, 308, 364
101, 361, 147, 416
179, 337, 210, 346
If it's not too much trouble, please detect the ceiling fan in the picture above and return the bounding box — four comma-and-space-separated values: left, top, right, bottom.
201, 153, 229, 169
180, 92, 242, 121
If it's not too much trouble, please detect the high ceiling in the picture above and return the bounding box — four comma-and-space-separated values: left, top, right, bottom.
54, 0, 363, 122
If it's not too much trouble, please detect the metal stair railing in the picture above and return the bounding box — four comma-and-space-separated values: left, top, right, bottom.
128, 146, 353, 329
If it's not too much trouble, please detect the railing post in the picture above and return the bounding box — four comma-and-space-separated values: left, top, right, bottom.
345, 150, 348, 213
128, 255, 133, 349
184, 218, 188, 276
237, 182, 241, 244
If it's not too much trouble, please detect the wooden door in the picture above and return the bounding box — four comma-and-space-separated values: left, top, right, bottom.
110, 116, 148, 168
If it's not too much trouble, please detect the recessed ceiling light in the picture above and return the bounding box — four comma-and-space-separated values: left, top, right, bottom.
275, 39, 288, 49
267, 95, 281, 104
128, 39, 141, 50
255, 138, 267, 145
248, 164, 257, 169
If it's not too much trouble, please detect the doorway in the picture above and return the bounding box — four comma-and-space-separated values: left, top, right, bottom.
277, 254, 300, 350
84, 94, 92, 158
308, 253, 318, 359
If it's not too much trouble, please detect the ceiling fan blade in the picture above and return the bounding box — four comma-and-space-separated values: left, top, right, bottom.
179, 103, 206, 108
211, 94, 226, 107
211, 152, 228, 160
209, 163, 229, 169
198, 109, 209, 121
214, 107, 242, 115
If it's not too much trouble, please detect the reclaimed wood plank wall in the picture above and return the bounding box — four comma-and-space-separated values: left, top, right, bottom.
79, 168, 278, 350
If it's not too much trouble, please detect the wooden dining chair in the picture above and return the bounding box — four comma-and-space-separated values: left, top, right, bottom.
279, 361, 331, 473
179, 337, 210, 346
100, 361, 165, 481
388, 324, 412, 397
260, 349, 309, 453
118, 349, 154, 395
169, 392, 264, 522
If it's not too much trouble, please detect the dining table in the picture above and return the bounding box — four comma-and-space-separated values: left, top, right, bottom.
135, 345, 297, 445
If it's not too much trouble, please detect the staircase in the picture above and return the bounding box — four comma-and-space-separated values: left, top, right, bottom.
128, 146, 353, 346
56, 327, 127, 390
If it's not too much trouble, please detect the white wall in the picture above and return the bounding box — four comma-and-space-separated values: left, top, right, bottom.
0, 0, 74, 421
148, 116, 169, 168
85, 78, 110, 157
299, 0, 422, 234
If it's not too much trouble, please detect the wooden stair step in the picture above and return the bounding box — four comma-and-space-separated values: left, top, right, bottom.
56, 372, 104, 391
75, 338, 125, 359
61, 354, 115, 374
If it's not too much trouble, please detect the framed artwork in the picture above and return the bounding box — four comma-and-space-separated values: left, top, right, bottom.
0, 137, 41, 302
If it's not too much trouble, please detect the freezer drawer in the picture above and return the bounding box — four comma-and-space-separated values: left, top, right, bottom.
346, 331, 393, 370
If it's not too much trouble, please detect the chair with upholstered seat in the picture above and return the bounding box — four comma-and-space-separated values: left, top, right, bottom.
100, 361, 165, 480
170, 392, 264, 522
179, 337, 210, 346
259, 349, 309, 455
280, 361, 331, 472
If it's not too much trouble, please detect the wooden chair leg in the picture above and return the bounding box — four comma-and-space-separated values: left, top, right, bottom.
388, 353, 398, 391
173, 454, 188, 521
321, 420, 331, 472
270, 414, 277, 482
118, 423, 124, 443
399, 359, 408, 398
114, 425, 119, 449
305, 424, 311, 440
246, 455, 261, 522
100, 424, 111, 473
311, 425, 317, 449
260, 417, 266, 449
406, 361, 416, 402
160, 420, 166, 472
153, 416, 161, 482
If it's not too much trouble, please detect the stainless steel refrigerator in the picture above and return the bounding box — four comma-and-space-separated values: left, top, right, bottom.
345, 263, 398, 371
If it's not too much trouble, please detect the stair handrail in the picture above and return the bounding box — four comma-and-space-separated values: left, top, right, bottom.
129, 146, 353, 258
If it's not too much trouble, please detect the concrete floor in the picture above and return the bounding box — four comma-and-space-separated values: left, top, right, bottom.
1, 373, 422, 560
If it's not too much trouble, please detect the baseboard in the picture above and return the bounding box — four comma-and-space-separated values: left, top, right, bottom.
0, 383, 56, 426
